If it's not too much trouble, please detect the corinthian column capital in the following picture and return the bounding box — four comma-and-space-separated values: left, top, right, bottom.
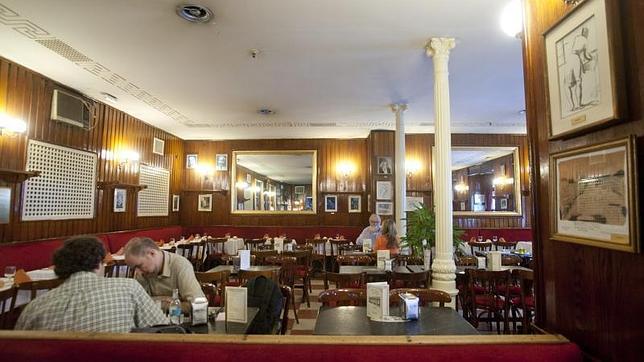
425, 37, 456, 58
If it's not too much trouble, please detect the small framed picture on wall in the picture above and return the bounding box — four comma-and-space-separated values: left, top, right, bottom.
376, 201, 393, 215
172, 194, 180, 212
215, 154, 228, 171
114, 188, 126, 213
153, 137, 165, 156
325, 195, 338, 212
348, 195, 361, 213
186, 154, 198, 169
198, 194, 212, 212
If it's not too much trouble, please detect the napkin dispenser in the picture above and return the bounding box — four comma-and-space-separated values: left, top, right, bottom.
397, 293, 419, 320
487, 251, 502, 271
191, 297, 208, 325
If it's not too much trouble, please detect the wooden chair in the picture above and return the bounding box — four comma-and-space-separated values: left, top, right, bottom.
466, 269, 511, 334
11, 278, 64, 310
0, 286, 17, 329
455, 255, 478, 266
510, 269, 535, 334
220, 254, 256, 265
282, 250, 312, 308
278, 285, 292, 335
495, 239, 518, 251
390, 270, 430, 289
265, 255, 300, 323
395, 255, 424, 266
324, 271, 365, 290
319, 288, 366, 307
245, 238, 268, 251
336, 255, 373, 266
468, 239, 493, 255
195, 270, 230, 306
251, 250, 278, 265
239, 269, 279, 285
306, 239, 328, 273
389, 288, 451, 307
104, 259, 134, 278
501, 254, 523, 266
176, 243, 205, 270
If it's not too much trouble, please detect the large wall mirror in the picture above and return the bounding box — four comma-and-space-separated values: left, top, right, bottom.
451, 146, 522, 216
231, 150, 317, 214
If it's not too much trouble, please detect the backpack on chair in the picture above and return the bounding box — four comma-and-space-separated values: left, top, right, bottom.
245, 275, 284, 334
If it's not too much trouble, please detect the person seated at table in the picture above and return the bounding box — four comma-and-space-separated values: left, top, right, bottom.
124, 237, 204, 302
15, 235, 168, 332
356, 213, 381, 245
374, 219, 400, 255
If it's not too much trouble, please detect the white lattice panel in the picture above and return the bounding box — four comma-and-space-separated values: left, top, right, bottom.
22, 140, 97, 220
137, 165, 169, 217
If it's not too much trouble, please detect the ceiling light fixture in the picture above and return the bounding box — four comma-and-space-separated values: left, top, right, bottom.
100, 92, 118, 104
176, 4, 214, 24
257, 108, 275, 116
500, 0, 523, 37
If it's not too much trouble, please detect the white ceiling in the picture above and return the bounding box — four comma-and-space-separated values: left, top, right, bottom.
452, 147, 515, 171
0, 0, 526, 140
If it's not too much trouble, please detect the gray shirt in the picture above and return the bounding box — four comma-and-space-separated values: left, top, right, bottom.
356, 226, 380, 246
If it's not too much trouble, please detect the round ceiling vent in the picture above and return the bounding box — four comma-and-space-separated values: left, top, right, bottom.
257, 108, 275, 116
176, 4, 213, 23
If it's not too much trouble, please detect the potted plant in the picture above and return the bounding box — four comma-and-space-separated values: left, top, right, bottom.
401, 203, 463, 258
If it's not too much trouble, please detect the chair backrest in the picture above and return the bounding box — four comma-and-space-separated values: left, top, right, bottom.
456, 255, 478, 266
501, 254, 523, 266
466, 269, 511, 299
12, 278, 64, 304
245, 276, 284, 334
389, 288, 451, 307
336, 255, 372, 266
319, 288, 366, 307
278, 285, 292, 335
195, 270, 230, 284
282, 250, 311, 267
251, 250, 278, 265
324, 271, 365, 290
468, 240, 493, 254
395, 255, 424, 266
245, 238, 268, 251
264, 256, 297, 286
495, 240, 517, 250
0, 286, 17, 329
105, 259, 134, 278
175, 243, 194, 259
239, 269, 279, 285
205, 237, 227, 255
512, 269, 534, 300
390, 270, 430, 288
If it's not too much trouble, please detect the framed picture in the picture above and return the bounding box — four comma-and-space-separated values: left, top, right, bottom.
198, 194, 213, 212
0, 187, 10, 224
376, 201, 393, 216
113, 188, 126, 212
153, 137, 165, 156
405, 196, 424, 212
348, 195, 361, 213
324, 195, 337, 212
294, 185, 305, 194
544, 0, 622, 139
172, 194, 180, 212
377, 156, 393, 175
550, 137, 638, 253
367, 194, 372, 213
376, 181, 392, 200
186, 154, 198, 169
215, 154, 228, 171
499, 198, 508, 210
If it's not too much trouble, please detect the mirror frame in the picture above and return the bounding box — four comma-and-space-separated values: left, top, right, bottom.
448, 146, 523, 217
230, 150, 317, 214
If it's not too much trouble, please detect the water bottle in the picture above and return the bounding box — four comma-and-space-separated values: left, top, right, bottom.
168, 289, 182, 324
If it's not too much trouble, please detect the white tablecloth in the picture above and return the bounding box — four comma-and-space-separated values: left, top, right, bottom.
515, 241, 532, 254
224, 237, 245, 255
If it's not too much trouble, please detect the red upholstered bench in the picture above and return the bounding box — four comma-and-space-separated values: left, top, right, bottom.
0, 332, 583, 362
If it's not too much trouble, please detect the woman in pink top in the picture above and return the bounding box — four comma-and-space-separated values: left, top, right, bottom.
374, 219, 400, 255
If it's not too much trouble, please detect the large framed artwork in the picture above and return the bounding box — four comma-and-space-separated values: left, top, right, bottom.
550, 137, 638, 253
544, 0, 622, 139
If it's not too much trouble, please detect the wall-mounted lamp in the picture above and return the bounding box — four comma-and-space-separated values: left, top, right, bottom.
405, 159, 421, 177
236, 181, 249, 189
116, 150, 140, 171
196, 163, 214, 176
0, 113, 27, 136
454, 176, 469, 193
336, 161, 355, 179
493, 176, 514, 186
500, 0, 523, 38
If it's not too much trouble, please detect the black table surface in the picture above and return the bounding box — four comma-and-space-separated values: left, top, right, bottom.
206, 265, 281, 274
313, 306, 479, 335
339, 265, 428, 274
185, 307, 258, 334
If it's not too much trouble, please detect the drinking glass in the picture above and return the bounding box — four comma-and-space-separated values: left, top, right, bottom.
4, 266, 16, 280
477, 235, 483, 242
492, 235, 498, 242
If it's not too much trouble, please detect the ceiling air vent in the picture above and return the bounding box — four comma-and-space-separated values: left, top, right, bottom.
257, 108, 275, 116
51, 89, 92, 129
176, 4, 213, 24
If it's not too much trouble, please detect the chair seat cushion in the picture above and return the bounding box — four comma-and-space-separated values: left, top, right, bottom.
475, 295, 506, 309
511, 295, 534, 308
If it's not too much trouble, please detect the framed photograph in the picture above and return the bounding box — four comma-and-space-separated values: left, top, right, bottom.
377, 156, 393, 175
198, 194, 213, 212
325, 195, 337, 212
294, 185, 305, 194
499, 198, 508, 210
376, 201, 393, 216
0, 187, 10, 224
550, 137, 638, 253
153, 137, 165, 156
348, 195, 361, 213
186, 154, 198, 169
405, 196, 424, 212
215, 154, 228, 171
376, 181, 392, 200
367, 194, 372, 213
113, 188, 126, 212
544, 0, 622, 138
172, 194, 180, 212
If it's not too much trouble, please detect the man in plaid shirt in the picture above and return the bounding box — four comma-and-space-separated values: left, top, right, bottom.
15, 236, 168, 332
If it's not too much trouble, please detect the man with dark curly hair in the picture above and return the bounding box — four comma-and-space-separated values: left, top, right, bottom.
15, 235, 168, 332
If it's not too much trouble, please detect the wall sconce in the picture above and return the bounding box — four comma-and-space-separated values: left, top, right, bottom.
454, 176, 469, 193
0, 113, 27, 136
196, 163, 214, 176
236, 181, 249, 189
493, 176, 514, 186
336, 161, 355, 179
116, 150, 140, 171
405, 159, 421, 177
500, 0, 523, 38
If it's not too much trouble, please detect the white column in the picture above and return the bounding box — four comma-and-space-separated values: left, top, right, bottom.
391, 103, 408, 238
426, 37, 458, 307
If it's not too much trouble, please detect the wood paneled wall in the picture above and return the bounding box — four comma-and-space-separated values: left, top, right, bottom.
181, 138, 369, 227
524, 0, 644, 360
0, 57, 183, 242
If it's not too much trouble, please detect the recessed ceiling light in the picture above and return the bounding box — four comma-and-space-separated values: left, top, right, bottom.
257, 108, 275, 116
176, 4, 213, 24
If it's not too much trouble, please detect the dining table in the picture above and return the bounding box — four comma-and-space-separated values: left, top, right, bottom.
183, 307, 258, 334
206, 265, 281, 275
313, 306, 479, 335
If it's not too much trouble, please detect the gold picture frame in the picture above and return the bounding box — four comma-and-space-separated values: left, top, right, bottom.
550, 137, 638, 253
544, 0, 623, 139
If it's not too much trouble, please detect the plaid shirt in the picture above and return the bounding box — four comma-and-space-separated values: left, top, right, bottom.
15, 272, 168, 332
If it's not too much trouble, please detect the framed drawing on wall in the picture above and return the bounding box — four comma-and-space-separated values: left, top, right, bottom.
215, 154, 228, 171
544, 0, 622, 139
377, 157, 393, 175
172, 194, 180, 212
186, 154, 198, 169
325, 195, 337, 212
294, 186, 305, 194
405, 196, 424, 212
198, 194, 213, 212
348, 195, 361, 213
550, 137, 638, 253
376, 202, 393, 216
153, 137, 165, 156
376, 181, 392, 200
113, 188, 126, 213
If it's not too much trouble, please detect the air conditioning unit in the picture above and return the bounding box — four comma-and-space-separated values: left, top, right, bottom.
51, 89, 91, 129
